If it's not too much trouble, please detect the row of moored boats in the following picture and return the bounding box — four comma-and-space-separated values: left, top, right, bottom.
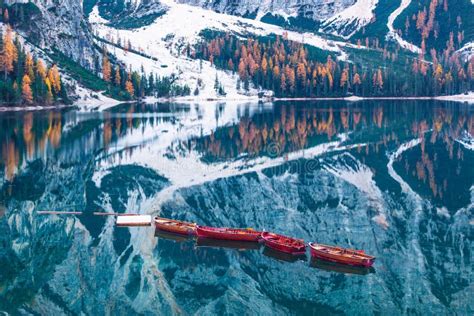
154, 217, 376, 267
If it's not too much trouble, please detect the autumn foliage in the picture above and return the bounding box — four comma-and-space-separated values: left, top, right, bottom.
0, 26, 66, 105
194, 31, 473, 97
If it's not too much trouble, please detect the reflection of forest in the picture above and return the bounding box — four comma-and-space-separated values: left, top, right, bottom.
2, 112, 62, 181
0, 105, 178, 182
191, 102, 473, 162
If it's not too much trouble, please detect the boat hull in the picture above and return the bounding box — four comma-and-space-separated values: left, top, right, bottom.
154, 217, 197, 236
261, 232, 306, 255
309, 243, 375, 267
196, 226, 261, 242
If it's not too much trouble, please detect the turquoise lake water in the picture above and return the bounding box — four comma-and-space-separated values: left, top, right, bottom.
0, 100, 472, 315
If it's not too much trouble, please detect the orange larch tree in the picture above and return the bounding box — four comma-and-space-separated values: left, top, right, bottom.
21, 74, 33, 104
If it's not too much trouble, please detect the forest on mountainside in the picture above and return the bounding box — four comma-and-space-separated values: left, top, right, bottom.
393, 0, 473, 52
0, 23, 67, 106
193, 31, 473, 98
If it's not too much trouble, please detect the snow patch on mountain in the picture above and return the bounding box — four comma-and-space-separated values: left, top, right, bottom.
72, 85, 122, 111
456, 41, 474, 61
320, 0, 378, 39
386, 0, 421, 53
323, 152, 383, 202
255, 9, 297, 22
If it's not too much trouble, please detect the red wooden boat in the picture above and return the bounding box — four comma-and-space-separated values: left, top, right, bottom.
196, 225, 261, 242
154, 217, 196, 236
261, 232, 306, 255
309, 242, 375, 267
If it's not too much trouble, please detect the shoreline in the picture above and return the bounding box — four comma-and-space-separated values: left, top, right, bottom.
0, 93, 472, 112
0, 104, 75, 112
144, 94, 474, 104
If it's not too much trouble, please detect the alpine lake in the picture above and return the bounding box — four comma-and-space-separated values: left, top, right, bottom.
0, 100, 472, 315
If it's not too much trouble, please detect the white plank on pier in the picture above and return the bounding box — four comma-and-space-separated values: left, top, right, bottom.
116, 215, 152, 227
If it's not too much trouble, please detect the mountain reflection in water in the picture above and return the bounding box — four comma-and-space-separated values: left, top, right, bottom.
0, 100, 472, 315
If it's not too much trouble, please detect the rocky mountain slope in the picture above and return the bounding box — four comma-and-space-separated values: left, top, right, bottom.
177, 0, 356, 22
4, 0, 97, 69
84, 0, 167, 27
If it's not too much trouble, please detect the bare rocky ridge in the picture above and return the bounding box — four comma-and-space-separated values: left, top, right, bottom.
177, 0, 356, 22
5, 0, 97, 69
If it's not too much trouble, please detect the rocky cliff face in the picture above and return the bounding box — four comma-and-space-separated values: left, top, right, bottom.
178, 0, 356, 21
5, 0, 98, 69
87, 0, 167, 27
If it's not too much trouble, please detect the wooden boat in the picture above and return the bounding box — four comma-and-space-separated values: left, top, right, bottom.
196, 225, 261, 242
309, 242, 375, 267
196, 237, 261, 250
154, 217, 197, 236
310, 258, 375, 275
260, 232, 306, 255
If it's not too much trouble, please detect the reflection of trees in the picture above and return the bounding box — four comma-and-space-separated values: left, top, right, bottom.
192, 102, 471, 162
195, 105, 345, 161
395, 108, 473, 209
2, 141, 19, 182
1, 112, 63, 182
0, 104, 179, 182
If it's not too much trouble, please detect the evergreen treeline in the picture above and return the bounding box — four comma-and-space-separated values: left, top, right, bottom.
0, 25, 67, 106
194, 31, 474, 97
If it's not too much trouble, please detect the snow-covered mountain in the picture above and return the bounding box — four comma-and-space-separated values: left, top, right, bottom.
88, 0, 359, 100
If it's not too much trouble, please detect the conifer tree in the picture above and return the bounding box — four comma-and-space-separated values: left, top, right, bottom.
102, 50, 112, 82
114, 65, 121, 86
25, 53, 34, 81
21, 74, 33, 104
45, 78, 53, 104
36, 59, 46, 79
1, 26, 18, 79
